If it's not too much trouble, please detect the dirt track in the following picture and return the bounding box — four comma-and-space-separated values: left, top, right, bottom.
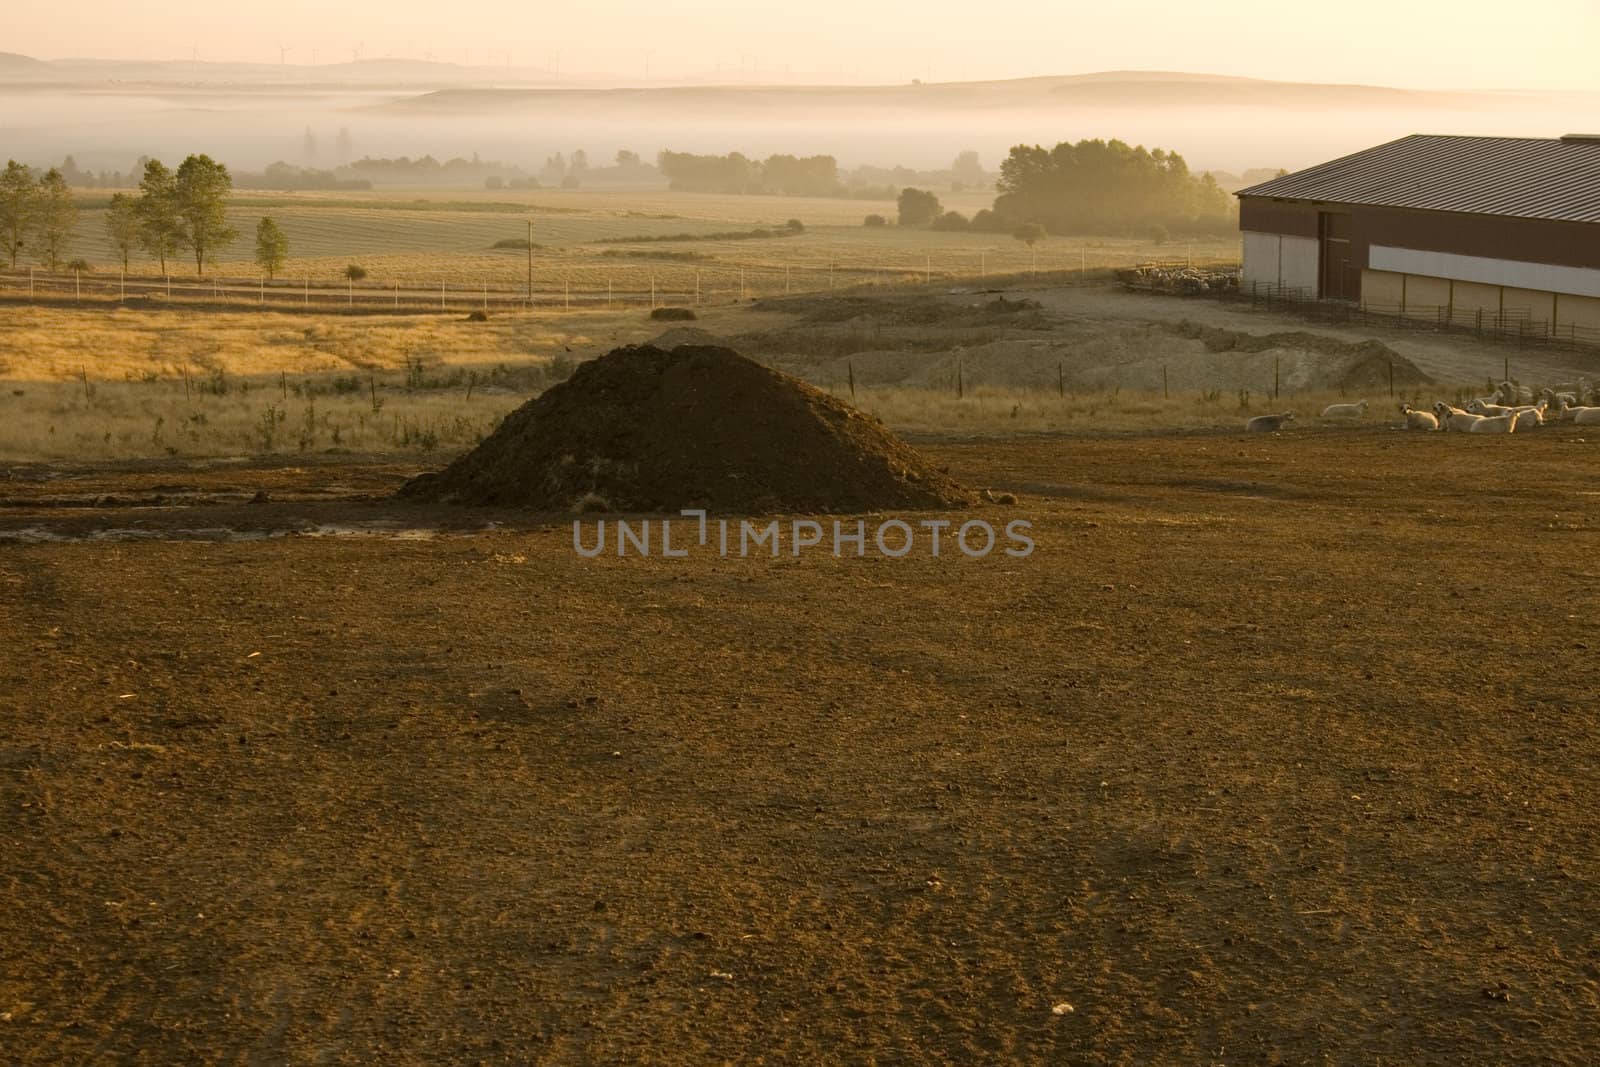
3, 431, 1599, 1063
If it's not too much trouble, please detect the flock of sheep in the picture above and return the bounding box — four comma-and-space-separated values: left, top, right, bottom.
1246, 380, 1600, 434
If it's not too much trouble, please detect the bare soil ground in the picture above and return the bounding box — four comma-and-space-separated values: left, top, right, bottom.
3, 430, 1599, 1064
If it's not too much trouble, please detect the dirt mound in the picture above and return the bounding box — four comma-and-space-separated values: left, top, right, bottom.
1167, 322, 1432, 389
400, 345, 971, 513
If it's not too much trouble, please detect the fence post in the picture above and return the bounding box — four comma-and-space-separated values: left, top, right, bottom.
785, 265, 791, 294
848, 361, 855, 399
563, 279, 569, 310
75, 270, 80, 302
440, 280, 445, 311
28, 267, 33, 302
650, 273, 656, 308
695, 269, 701, 306
1274, 355, 1280, 399
925, 254, 931, 285
120, 270, 125, 302
260, 274, 265, 305
957, 356, 964, 399
1058, 362, 1064, 398
739, 267, 745, 301
1163, 364, 1169, 399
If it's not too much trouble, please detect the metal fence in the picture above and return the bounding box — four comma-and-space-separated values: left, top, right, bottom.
1127, 274, 1600, 355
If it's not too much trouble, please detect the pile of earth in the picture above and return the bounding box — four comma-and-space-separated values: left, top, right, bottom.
399, 345, 971, 513
1167, 321, 1433, 389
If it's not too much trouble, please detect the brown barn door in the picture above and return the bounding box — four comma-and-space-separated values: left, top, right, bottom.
1318, 212, 1358, 301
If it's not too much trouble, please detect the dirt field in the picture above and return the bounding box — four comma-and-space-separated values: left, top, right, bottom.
3, 430, 1599, 1064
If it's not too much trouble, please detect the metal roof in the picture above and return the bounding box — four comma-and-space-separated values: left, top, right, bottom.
1236, 134, 1600, 224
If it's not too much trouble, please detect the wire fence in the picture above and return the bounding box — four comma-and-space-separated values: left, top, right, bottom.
0, 246, 1236, 316
1124, 275, 1600, 355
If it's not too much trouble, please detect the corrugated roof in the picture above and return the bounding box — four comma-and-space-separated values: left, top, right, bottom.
1236, 134, 1600, 224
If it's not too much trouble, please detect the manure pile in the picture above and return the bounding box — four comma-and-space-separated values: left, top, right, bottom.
400, 345, 970, 513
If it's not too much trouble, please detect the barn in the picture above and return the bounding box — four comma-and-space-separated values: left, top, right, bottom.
1236, 134, 1600, 341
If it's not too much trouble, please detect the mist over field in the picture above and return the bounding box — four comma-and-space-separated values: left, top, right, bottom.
3, 61, 1596, 177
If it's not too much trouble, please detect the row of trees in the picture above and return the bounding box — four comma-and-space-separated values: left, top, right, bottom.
0, 164, 78, 271
657, 151, 845, 197
992, 139, 1234, 236
104, 156, 237, 274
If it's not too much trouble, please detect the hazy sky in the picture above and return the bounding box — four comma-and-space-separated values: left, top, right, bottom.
8, 0, 1598, 91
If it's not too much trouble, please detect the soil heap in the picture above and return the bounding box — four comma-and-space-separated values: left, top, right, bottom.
400, 345, 971, 513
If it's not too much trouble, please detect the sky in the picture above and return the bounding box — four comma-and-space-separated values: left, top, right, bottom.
7, 0, 1599, 91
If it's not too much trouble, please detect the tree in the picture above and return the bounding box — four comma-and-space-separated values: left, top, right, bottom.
136, 159, 182, 274
33, 168, 77, 272
931, 210, 969, 232
615, 149, 642, 167
0, 160, 39, 269
344, 264, 367, 281
863, 214, 887, 227
174, 154, 237, 275
104, 192, 141, 270
993, 138, 1235, 235
255, 217, 288, 278
1013, 222, 1046, 272
951, 150, 985, 187
897, 187, 941, 226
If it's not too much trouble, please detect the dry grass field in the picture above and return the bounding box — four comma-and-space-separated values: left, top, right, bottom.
2, 433, 1598, 1064
35, 186, 1240, 295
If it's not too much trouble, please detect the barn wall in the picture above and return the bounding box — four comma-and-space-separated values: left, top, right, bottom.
1361, 269, 1405, 306
1241, 231, 1282, 290
1369, 245, 1600, 299
1279, 235, 1320, 292
1555, 294, 1600, 332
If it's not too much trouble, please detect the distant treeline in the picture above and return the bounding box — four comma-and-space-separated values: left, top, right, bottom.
993, 139, 1235, 236
655, 149, 996, 200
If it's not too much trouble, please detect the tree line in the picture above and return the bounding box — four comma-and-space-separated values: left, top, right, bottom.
1, 154, 238, 275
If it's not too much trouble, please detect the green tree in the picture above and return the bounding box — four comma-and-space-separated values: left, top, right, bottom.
897, 187, 941, 226
32, 168, 78, 271
136, 159, 182, 274
0, 160, 38, 269
254, 217, 288, 278
104, 192, 140, 270
1012, 221, 1045, 248
174, 154, 237, 275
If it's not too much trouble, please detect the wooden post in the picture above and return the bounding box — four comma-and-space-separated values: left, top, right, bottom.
695, 269, 701, 306
607, 276, 612, 307
957, 357, 964, 399
440, 280, 445, 311
980, 251, 986, 278
1504, 355, 1509, 383
120, 270, 125, 302
1274, 354, 1280, 399
349, 277, 354, 306
925, 254, 931, 285
564, 278, 569, 310
1058, 362, 1064, 398
394, 283, 398, 309
260, 274, 265, 305
1163, 364, 1169, 399
304, 276, 309, 307
739, 267, 745, 300
785, 265, 791, 294
75, 270, 80, 302
848, 361, 855, 399
28, 267, 33, 302
650, 273, 656, 308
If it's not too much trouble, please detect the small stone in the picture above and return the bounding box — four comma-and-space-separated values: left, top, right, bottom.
1052, 1002, 1074, 1015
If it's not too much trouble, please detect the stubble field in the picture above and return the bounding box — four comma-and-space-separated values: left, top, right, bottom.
1, 431, 1598, 1063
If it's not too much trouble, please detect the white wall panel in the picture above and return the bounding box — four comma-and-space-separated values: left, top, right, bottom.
1370, 245, 1600, 299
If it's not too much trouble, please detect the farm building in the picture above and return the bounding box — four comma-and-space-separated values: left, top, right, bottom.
1236, 134, 1600, 342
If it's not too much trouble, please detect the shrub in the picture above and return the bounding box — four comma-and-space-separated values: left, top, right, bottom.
560, 175, 581, 189
970, 208, 1007, 232
1146, 223, 1171, 245
863, 214, 887, 227
344, 264, 368, 281
66, 258, 93, 273
649, 307, 697, 321
897, 187, 941, 226
931, 210, 970, 232
784, 218, 804, 232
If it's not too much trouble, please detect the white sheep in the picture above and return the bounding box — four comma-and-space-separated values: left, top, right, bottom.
1465, 411, 1517, 434
1446, 412, 1491, 431
1399, 404, 1439, 430
1467, 399, 1514, 417
1575, 408, 1600, 426
1551, 397, 1600, 423
1510, 408, 1543, 432
1320, 400, 1368, 418
1496, 381, 1533, 404
1246, 412, 1295, 432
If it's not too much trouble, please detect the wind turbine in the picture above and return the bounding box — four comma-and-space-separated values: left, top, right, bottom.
277, 43, 293, 65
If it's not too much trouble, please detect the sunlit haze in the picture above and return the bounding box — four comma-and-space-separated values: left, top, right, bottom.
9, 0, 1599, 90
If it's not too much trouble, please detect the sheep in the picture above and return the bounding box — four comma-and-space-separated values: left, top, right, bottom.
1465, 411, 1517, 434
1550, 397, 1600, 423
1446, 412, 1491, 431
1320, 400, 1368, 418
1510, 407, 1543, 432
1399, 404, 1439, 431
1467, 399, 1514, 417
1575, 408, 1600, 426
1495, 381, 1533, 405
1246, 412, 1295, 432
